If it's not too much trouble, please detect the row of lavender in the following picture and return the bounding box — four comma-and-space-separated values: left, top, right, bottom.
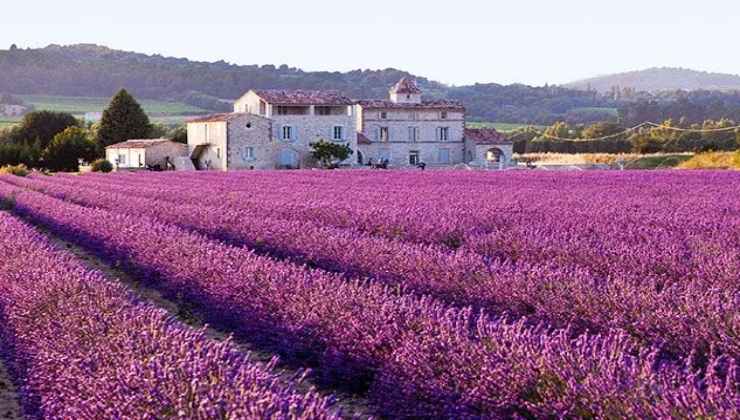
0, 212, 338, 418
0, 181, 736, 418
17, 172, 739, 360
60, 170, 740, 248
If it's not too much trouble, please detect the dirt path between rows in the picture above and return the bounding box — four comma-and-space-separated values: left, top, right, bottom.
0, 358, 21, 420
39, 227, 373, 418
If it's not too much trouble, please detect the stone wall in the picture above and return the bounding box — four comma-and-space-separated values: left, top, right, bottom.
270, 113, 358, 167
146, 142, 188, 168
358, 107, 465, 167
187, 121, 228, 170
225, 114, 275, 170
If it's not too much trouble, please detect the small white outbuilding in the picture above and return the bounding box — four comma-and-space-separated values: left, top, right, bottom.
105, 139, 187, 170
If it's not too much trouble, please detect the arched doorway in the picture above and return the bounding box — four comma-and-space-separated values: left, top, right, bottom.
279, 148, 299, 168
485, 148, 505, 168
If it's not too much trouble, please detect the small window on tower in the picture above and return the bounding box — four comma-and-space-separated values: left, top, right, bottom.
380, 111, 388, 120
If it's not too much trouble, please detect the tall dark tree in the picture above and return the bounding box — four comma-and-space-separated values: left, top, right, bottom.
97, 89, 152, 147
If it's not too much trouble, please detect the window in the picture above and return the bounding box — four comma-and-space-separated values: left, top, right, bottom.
242, 146, 255, 161
277, 106, 289, 115
380, 111, 388, 120
409, 151, 420, 166
379, 127, 390, 142
437, 127, 450, 142
409, 112, 417, 121
138, 153, 143, 167
259, 101, 267, 115
244, 104, 249, 113
217, 148, 221, 159
408, 127, 418, 142
282, 125, 294, 141
333, 126, 344, 141
118, 153, 126, 165
440, 111, 448, 120
438, 148, 450, 164
316, 106, 331, 115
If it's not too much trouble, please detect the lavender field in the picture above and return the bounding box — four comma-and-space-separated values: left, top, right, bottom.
0, 170, 738, 418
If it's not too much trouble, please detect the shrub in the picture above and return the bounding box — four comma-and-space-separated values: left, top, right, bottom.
0, 163, 29, 177
91, 159, 114, 173
42, 127, 99, 172
678, 152, 738, 169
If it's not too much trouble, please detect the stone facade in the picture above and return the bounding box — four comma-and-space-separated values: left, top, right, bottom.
358, 107, 466, 167
226, 114, 275, 170
231, 90, 357, 167
185, 77, 513, 170
105, 139, 187, 170
187, 113, 276, 170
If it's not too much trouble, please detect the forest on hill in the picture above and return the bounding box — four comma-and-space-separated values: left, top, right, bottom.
2, 45, 739, 126
0, 44, 618, 124
566, 67, 740, 93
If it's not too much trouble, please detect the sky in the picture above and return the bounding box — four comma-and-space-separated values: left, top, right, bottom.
1, 0, 738, 87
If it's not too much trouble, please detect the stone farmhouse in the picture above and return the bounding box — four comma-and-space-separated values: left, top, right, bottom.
185, 78, 512, 170
105, 139, 186, 170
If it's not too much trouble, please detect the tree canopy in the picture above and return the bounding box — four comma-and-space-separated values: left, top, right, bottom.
310, 140, 353, 168
42, 126, 99, 172
96, 89, 152, 147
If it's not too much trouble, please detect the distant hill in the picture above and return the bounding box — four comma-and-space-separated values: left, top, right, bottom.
0, 44, 618, 124
566, 68, 740, 93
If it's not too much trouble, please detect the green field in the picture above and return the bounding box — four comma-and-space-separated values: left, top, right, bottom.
569, 107, 620, 117
19, 95, 210, 117
468, 121, 546, 132
0, 117, 21, 130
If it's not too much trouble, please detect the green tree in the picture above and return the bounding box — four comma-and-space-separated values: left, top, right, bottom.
9, 111, 79, 149
581, 122, 623, 139
542, 122, 574, 139
309, 139, 352, 168
42, 127, 99, 172
97, 89, 152, 147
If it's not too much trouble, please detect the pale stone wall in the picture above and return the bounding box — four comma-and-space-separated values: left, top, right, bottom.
389, 92, 421, 104
106, 142, 187, 170
360, 141, 465, 167
106, 148, 144, 169
187, 121, 228, 170
233, 91, 267, 115
146, 142, 188, 168
225, 114, 275, 170
270, 113, 358, 167
357, 106, 465, 167
463, 139, 514, 169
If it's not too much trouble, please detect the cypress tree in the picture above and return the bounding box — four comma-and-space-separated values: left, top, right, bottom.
97, 89, 152, 147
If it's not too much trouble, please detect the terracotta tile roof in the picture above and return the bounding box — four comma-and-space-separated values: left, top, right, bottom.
464, 128, 511, 145
253, 89, 354, 106
105, 139, 175, 149
357, 99, 464, 110
391, 77, 422, 94
357, 132, 372, 145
